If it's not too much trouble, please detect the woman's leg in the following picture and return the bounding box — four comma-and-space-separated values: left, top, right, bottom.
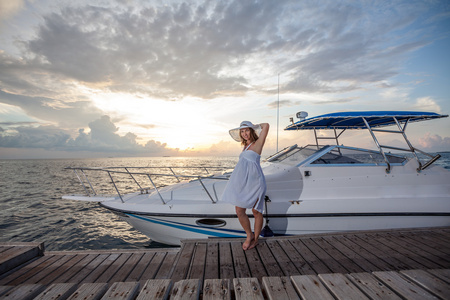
235, 206, 254, 250
250, 208, 263, 249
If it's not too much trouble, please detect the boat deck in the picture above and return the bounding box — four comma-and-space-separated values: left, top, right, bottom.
0, 227, 449, 299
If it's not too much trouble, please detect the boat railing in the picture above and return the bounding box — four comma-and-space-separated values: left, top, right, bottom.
65, 166, 231, 204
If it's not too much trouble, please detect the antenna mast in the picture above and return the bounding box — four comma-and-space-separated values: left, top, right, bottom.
277, 73, 280, 152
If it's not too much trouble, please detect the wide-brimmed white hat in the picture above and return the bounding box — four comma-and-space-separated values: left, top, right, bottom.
229, 121, 261, 142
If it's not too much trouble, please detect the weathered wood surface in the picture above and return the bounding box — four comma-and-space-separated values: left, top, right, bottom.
0, 243, 44, 276
0, 270, 448, 299
0, 227, 449, 298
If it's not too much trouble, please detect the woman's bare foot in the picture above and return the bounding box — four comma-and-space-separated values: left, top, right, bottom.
248, 238, 259, 249
242, 233, 254, 250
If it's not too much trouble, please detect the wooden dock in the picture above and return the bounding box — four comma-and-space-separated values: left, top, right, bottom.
0, 227, 449, 299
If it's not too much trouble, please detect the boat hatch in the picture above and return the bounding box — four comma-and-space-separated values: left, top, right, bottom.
195, 218, 227, 228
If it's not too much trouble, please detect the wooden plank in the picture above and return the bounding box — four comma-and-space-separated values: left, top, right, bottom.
170, 243, 196, 282
6, 255, 62, 285
155, 252, 178, 279
276, 240, 315, 275
322, 235, 380, 273
204, 243, 219, 280
188, 243, 207, 281
0, 283, 45, 300
288, 238, 331, 274
68, 254, 109, 284
96, 253, 132, 283
203, 278, 231, 300
262, 276, 300, 300
52, 254, 98, 284
0, 286, 13, 297
80, 253, 120, 284
265, 240, 300, 276
100, 282, 140, 300
34, 283, 78, 300
256, 242, 284, 277
427, 269, 450, 283
0, 246, 42, 275
0, 246, 13, 254
290, 274, 335, 300
233, 277, 264, 300
0, 255, 53, 285
109, 253, 144, 284
374, 234, 444, 269
170, 279, 200, 300
387, 232, 450, 267
135, 279, 172, 300
407, 231, 450, 255
245, 246, 267, 281
319, 273, 370, 299
66, 282, 108, 300
230, 242, 251, 278
301, 238, 347, 273
125, 252, 155, 282
140, 252, 166, 281
40, 254, 88, 285
373, 270, 439, 300
347, 272, 402, 300
425, 231, 450, 248
347, 234, 409, 270
401, 269, 450, 299
218, 242, 234, 279
97, 253, 133, 283
336, 236, 393, 271
22, 254, 78, 284
312, 237, 365, 273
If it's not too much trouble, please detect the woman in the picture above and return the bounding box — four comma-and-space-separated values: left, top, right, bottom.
222, 121, 270, 250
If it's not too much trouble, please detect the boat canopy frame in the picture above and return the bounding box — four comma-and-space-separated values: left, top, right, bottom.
65, 166, 229, 204
285, 111, 448, 173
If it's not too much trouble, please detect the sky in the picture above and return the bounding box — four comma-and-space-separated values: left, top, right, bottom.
0, 0, 449, 159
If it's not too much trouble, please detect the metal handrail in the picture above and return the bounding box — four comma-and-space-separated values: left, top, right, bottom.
66, 166, 230, 204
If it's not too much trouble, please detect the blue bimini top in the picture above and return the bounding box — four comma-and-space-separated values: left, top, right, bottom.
285, 111, 448, 130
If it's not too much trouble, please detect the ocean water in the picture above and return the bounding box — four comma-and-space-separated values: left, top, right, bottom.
0, 156, 237, 251
0, 153, 448, 251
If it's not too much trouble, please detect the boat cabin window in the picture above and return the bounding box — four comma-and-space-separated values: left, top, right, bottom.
310, 147, 407, 165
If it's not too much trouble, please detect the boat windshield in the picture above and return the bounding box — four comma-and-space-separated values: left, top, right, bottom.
310, 147, 407, 166
266, 145, 325, 165
266, 144, 407, 167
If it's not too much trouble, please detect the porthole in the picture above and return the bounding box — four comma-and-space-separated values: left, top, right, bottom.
195, 218, 227, 228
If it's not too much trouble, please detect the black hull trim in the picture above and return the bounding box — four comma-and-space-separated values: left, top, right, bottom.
100, 204, 450, 219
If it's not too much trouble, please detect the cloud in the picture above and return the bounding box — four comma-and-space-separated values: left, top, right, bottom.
418, 133, 450, 150
0, 0, 24, 21
0, 89, 103, 128
1, 0, 439, 103
0, 115, 178, 155
267, 100, 301, 109
412, 97, 441, 113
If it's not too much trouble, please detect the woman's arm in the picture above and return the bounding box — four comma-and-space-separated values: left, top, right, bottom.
250, 123, 269, 155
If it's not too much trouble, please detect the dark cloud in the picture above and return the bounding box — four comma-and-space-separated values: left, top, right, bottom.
0, 115, 178, 155
1, 0, 441, 102
0, 89, 103, 129
0, 0, 447, 156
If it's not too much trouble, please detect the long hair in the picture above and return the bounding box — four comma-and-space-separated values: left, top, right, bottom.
240, 127, 259, 146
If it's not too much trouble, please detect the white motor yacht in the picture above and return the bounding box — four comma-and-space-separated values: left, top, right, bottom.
63, 111, 450, 245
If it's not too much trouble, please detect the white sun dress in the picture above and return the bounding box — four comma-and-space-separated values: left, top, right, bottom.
221, 143, 267, 213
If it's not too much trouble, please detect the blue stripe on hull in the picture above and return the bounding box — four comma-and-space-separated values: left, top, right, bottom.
128, 214, 245, 238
